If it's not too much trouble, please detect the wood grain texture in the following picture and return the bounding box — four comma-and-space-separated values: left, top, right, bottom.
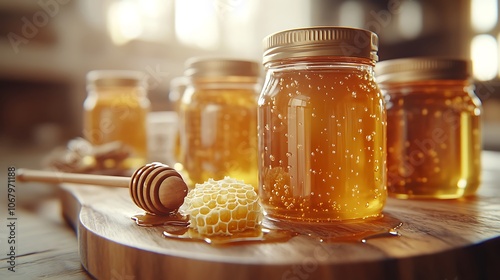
0, 198, 91, 280
61, 152, 500, 280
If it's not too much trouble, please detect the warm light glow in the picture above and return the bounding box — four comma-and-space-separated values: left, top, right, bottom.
398, 0, 423, 40
220, 0, 258, 55
471, 0, 498, 32
107, 1, 143, 45
457, 179, 467, 189
175, 0, 219, 50
107, 0, 172, 45
139, 0, 172, 41
139, 0, 163, 18
471, 34, 498, 80
339, 1, 364, 28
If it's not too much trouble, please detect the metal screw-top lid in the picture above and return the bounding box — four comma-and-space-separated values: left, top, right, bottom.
184, 57, 260, 79
87, 70, 146, 88
375, 57, 472, 83
262, 26, 379, 64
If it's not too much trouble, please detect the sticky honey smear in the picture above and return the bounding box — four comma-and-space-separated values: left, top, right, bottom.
180, 177, 263, 236
161, 176, 400, 246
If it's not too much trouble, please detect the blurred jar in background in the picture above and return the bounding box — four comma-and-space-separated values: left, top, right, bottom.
84, 70, 150, 171
376, 58, 482, 199
147, 111, 178, 165
179, 58, 261, 188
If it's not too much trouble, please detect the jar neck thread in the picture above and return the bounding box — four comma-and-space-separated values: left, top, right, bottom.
265, 57, 376, 69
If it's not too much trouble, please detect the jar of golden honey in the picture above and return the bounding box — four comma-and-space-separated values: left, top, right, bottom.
376, 58, 482, 199
178, 58, 261, 188
84, 70, 150, 171
259, 27, 387, 222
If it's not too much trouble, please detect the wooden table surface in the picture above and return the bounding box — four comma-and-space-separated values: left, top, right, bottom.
1, 150, 500, 279
0, 146, 92, 280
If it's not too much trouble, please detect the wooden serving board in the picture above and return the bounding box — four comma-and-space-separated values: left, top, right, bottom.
60, 153, 500, 280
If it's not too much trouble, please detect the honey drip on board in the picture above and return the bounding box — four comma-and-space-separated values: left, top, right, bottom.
266, 213, 403, 244
132, 212, 403, 246
163, 226, 298, 246
131, 213, 189, 227
313, 222, 402, 243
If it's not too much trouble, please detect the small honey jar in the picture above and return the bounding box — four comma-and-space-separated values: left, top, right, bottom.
178, 58, 261, 188
376, 58, 482, 199
259, 27, 387, 222
84, 70, 150, 170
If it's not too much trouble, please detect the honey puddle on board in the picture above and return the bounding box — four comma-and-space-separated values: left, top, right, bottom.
163, 226, 297, 246
131, 213, 189, 227
132, 213, 403, 246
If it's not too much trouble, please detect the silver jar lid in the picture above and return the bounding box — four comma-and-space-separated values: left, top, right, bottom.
376, 57, 472, 83
184, 57, 260, 79
87, 70, 145, 88
263, 26, 379, 64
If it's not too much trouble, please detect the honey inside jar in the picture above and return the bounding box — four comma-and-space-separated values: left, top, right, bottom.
178, 58, 260, 188
377, 58, 482, 199
84, 71, 150, 170
180, 87, 259, 187
259, 27, 387, 222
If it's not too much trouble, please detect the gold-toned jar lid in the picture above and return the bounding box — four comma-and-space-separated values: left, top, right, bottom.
184, 57, 260, 78
262, 26, 379, 64
375, 57, 472, 83
87, 70, 145, 88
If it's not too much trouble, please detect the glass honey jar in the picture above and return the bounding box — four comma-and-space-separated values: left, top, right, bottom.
84, 70, 150, 171
259, 27, 387, 222
376, 58, 482, 199
178, 58, 261, 189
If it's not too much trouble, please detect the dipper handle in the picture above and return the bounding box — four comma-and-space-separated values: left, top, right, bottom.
17, 169, 130, 188
17, 163, 188, 215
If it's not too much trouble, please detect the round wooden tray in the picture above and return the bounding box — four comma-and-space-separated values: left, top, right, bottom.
59, 165, 500, 280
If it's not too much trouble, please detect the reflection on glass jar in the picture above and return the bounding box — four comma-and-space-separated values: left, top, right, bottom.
376, 58, 482, 199
169, 76, 189, 169
259, 27, 387, 222
178, 58, 261, 189
84, 70, 150, 171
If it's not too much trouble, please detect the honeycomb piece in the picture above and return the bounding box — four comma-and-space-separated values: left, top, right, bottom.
181, 177, 262, 236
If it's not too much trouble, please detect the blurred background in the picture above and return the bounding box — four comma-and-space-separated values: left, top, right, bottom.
0, 0, 499, 158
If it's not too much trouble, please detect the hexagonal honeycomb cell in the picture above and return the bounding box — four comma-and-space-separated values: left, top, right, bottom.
181, 177, 262, 236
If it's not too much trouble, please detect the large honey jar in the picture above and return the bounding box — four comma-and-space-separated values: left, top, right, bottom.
84, 70, 150, 170
178, 58, 261, 188
259, 27, 387, 222
376, 58, 482, 199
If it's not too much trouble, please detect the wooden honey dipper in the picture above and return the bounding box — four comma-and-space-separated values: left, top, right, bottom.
17, 162, 188, 215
